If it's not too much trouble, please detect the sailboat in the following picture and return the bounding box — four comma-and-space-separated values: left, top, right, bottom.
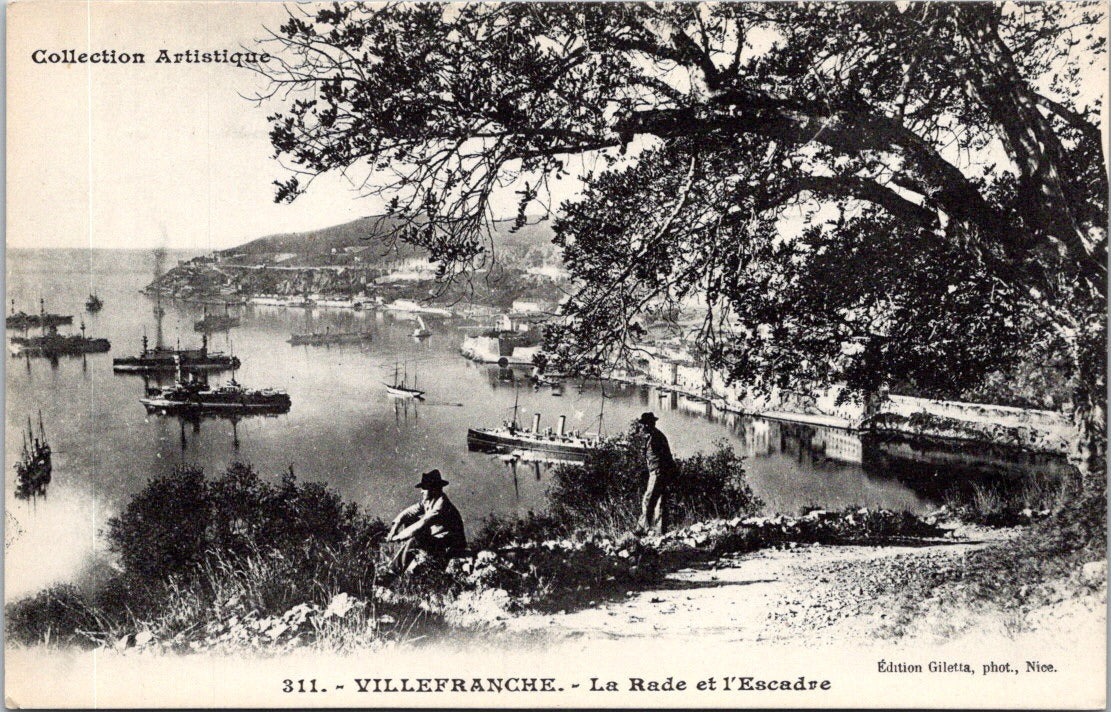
15, 412, 51, 500
85, 292, 104, 312
411, 315, 431, 339
384, 362, 425, 399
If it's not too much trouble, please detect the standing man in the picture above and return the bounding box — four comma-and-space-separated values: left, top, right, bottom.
636, 411, 677, 534
387, 469, 468, 572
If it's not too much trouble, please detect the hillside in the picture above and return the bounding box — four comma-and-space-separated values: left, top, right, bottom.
224, 215, 560, 269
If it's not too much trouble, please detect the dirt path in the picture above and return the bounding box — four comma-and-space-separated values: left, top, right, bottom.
506, 535, 1013, 645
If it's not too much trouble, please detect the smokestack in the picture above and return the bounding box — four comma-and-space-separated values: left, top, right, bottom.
532, 412, 541, 433
557, 415, 566, 436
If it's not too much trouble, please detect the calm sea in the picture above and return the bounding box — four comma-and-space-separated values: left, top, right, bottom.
4, 248, 1069, 597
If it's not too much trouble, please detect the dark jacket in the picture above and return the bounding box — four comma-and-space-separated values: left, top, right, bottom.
643, 426, 678, 478
395, 493, 468, 553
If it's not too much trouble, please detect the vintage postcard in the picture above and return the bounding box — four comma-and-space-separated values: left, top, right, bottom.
4, 0, 1107, 708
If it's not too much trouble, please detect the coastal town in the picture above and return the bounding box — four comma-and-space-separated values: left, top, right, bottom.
5, 1, 1106, 708
145, 216, 1076, 463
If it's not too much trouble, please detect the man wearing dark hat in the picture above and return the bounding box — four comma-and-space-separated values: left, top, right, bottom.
386, 469, 468, 571
636, 411, 677, 534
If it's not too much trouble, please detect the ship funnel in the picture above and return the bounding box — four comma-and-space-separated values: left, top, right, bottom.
557, 415, 566, 436
532, 412, 541, 433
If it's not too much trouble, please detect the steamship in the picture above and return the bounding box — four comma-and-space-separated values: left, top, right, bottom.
467, 411, 604, 460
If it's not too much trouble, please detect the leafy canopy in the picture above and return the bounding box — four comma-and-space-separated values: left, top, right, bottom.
257, 2, 1106, 409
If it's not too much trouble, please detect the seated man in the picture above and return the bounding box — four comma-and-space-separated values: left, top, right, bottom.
386, 469, 468, 572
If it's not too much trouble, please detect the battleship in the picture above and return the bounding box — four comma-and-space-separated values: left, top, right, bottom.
7, 299, 73, 331
140, 373, 291, 415
14, 414, 51, 500
194, 305, 240, 332
112, 333, 240, 373
9, 322, 111, 357
288, 328, 374, 346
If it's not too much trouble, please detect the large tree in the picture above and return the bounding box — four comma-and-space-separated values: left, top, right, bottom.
257, 2, 1107, 486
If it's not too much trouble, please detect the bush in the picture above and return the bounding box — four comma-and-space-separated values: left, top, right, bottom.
107, 463, 386, 583
546, 432, 764, 535
472, 511, 565, 550
5, 585, 100, 647
7, 463, 399, 650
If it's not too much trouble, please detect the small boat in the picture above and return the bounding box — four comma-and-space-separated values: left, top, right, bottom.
14, 413, 51, 500
411, 315, 431, 339
85, 293, 104, 313
140, 372, 291, 415
384, 362, 425, 399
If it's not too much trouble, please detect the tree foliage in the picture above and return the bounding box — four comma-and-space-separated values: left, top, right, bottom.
256, 2, 1107, 475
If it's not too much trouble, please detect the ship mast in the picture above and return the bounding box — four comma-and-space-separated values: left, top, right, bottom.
156, 287, 164, 349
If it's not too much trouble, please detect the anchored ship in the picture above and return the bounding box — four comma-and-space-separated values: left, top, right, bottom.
140, 372, 291, 415
384, 362, 424, 399
14, 414, 51, 500
467, 412, 604, 461
9, 322, 111, 357
467, 389, 605, 461
288, 328, 373, 346
7, 299, 73, 331
194, 305, 240, 332
113, 333, 240, 373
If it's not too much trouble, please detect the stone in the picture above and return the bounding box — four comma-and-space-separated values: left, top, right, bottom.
134, 630, 154, 647
1081, 560, 1106, 586
266, 623, 289, 639
323, 592, 357, 619
114, 633, 134, 651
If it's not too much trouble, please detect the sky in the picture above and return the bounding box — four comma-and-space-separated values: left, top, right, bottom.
8, 2, 422, 251
7, 2, 1106, 253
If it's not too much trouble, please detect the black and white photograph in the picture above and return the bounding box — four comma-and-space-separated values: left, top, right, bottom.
4, 1, 1107, 707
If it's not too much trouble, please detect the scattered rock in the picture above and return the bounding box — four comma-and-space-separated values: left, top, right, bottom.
1081, 560, 1106, 587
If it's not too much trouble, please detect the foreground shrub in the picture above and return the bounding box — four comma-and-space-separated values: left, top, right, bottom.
9, 463, 404, 650
545, 434, 764, 534
107, 463, 386, 584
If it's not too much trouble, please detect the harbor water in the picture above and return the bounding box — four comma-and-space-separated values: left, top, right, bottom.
5, 249, 1073, 597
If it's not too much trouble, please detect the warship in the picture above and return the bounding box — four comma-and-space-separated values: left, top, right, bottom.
467, 388, 604, 461
467, 412, 603, 460
140, 371, 291, 415
9, 321, 111, 357
194, 305, 240, 332
112, 333, 240, 373
7, 299, 73, 331
288, 328, 373, 346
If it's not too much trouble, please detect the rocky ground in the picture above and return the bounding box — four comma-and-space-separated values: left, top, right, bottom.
500, 524, 1105, 647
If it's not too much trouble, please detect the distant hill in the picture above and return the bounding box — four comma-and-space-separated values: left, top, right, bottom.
223, 215, 560, 269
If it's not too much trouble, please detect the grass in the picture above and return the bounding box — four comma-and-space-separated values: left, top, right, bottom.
942, 470, 1075, 526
